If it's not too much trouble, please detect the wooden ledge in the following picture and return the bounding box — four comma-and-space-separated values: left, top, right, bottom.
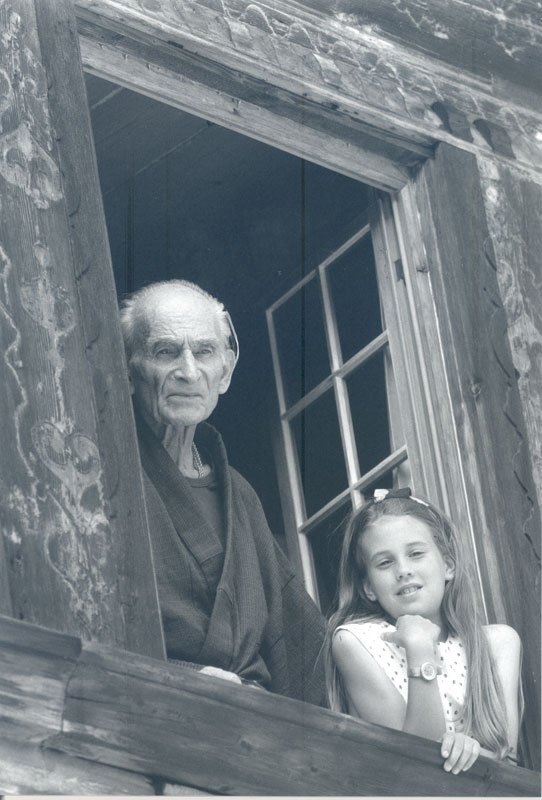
0, 615, 540, 795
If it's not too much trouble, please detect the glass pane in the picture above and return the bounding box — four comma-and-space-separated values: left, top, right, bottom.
273, 277, 329, 406
303, 163, 371, 266
309, 465, 410, 614
347, 349, 393, 476
327, 234, 382, 363
309, 503, 351, 615
291, 390, 347, 518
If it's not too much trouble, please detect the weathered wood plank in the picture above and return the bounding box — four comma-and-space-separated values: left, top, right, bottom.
0, 617, 79, 741
0, 735, 155, 795
401, 143, 541, 770
74, 0, 542, 178
78, 29, 412, 192
0, 617, 538, 796
47, 641, 540, 796
302, 0, 542, 98
0, 0, 164, 655
477, 157, 542, 519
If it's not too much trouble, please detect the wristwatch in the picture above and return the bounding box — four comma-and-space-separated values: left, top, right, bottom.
407, 662, 442, 681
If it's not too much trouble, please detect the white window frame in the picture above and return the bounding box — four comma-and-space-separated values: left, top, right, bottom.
266, 213, 411, 602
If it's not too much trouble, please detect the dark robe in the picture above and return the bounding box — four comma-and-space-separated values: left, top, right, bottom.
137, 415, 327, 706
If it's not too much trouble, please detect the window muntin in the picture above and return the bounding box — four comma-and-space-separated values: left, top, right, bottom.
267, 222, 408, 607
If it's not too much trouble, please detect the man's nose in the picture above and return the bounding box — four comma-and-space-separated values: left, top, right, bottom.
172, 350, 198, 382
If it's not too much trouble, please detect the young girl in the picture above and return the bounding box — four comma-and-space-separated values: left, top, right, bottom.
326, 488, 522, 774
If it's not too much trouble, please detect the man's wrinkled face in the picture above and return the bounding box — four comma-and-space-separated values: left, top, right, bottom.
129, 290, 235, 431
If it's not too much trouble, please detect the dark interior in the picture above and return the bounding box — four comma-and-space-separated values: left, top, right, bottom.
86, 74, 374, 565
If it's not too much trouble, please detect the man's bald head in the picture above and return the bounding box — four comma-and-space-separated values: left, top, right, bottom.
119, 280, 238, 365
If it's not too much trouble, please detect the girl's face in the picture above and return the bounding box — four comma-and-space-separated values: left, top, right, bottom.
359, 514, 454, 627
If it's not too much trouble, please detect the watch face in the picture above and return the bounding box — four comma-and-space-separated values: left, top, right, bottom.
420, 662, 437, 681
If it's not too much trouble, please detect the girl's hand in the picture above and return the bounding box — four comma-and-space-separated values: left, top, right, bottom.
381, 614, 440, 655
441, 732, 481, 773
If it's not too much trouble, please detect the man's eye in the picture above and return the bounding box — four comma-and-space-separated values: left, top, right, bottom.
155, 347, 175, 357
195, 348, 213, 356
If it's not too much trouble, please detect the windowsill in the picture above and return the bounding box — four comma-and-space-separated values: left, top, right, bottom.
0, 614, 539, 796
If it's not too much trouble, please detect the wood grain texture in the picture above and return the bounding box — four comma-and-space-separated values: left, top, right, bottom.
405, 143, 541, 770
0, 736, 155, 795
77, 26, 413, 192
300, 0, 542, 98
477, 157, 542, 519
0, 0, 164, 656
73, 0, 542, 179
0, 616, 537, 797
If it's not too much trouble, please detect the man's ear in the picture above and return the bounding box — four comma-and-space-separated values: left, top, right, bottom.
444, 558, 455, 582
218, 348, 236, 394
363, 580, 376, 602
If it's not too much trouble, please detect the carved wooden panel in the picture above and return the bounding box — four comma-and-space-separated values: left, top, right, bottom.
76, 20, 415, 192
0, 0, 164, 657
478, 157, 542, 518
74, 0, 542, 179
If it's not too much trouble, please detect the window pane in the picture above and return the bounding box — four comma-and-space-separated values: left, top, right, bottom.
327, 234, 382, 363
308, 503, 351, 615
273, 277, 329, 406
303, 163, 371, 267
347, 350, 393, 476
291, 390, 347, 518
309, 466, 408, 614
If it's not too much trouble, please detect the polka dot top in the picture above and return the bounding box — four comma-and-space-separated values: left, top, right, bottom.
336, 618, 467, 733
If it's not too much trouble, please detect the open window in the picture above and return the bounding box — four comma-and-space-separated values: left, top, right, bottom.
85, 75, 438, 614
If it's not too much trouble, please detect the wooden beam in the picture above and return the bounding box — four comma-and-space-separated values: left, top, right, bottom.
396, 143, 541, 770
0, 738, 155, 795
302, 0, 542, 100
73, 0, 542, 180
0, 0, 164, 656
77, 25, 414, 192
0, 615, 539, 796
0, 619, 153, 793
477, 157, 542, 521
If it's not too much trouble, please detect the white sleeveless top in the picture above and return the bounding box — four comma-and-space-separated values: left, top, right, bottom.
336, 618, 467, 733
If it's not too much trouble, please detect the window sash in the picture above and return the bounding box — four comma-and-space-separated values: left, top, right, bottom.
266, 216, 409, 602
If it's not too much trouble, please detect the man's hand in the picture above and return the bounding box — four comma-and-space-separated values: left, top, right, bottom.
441, 732, 481, 773
200, 665, 243, 684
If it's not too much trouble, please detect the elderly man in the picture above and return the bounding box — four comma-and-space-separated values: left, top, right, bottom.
120, 279, 326, 705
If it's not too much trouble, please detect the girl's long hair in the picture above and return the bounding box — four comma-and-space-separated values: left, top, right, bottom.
324, 495, 514, 758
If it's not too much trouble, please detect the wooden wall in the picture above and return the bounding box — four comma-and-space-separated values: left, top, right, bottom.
401, 143, 541, 768
0, 0, 164, 656
478, 159, 542, 515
